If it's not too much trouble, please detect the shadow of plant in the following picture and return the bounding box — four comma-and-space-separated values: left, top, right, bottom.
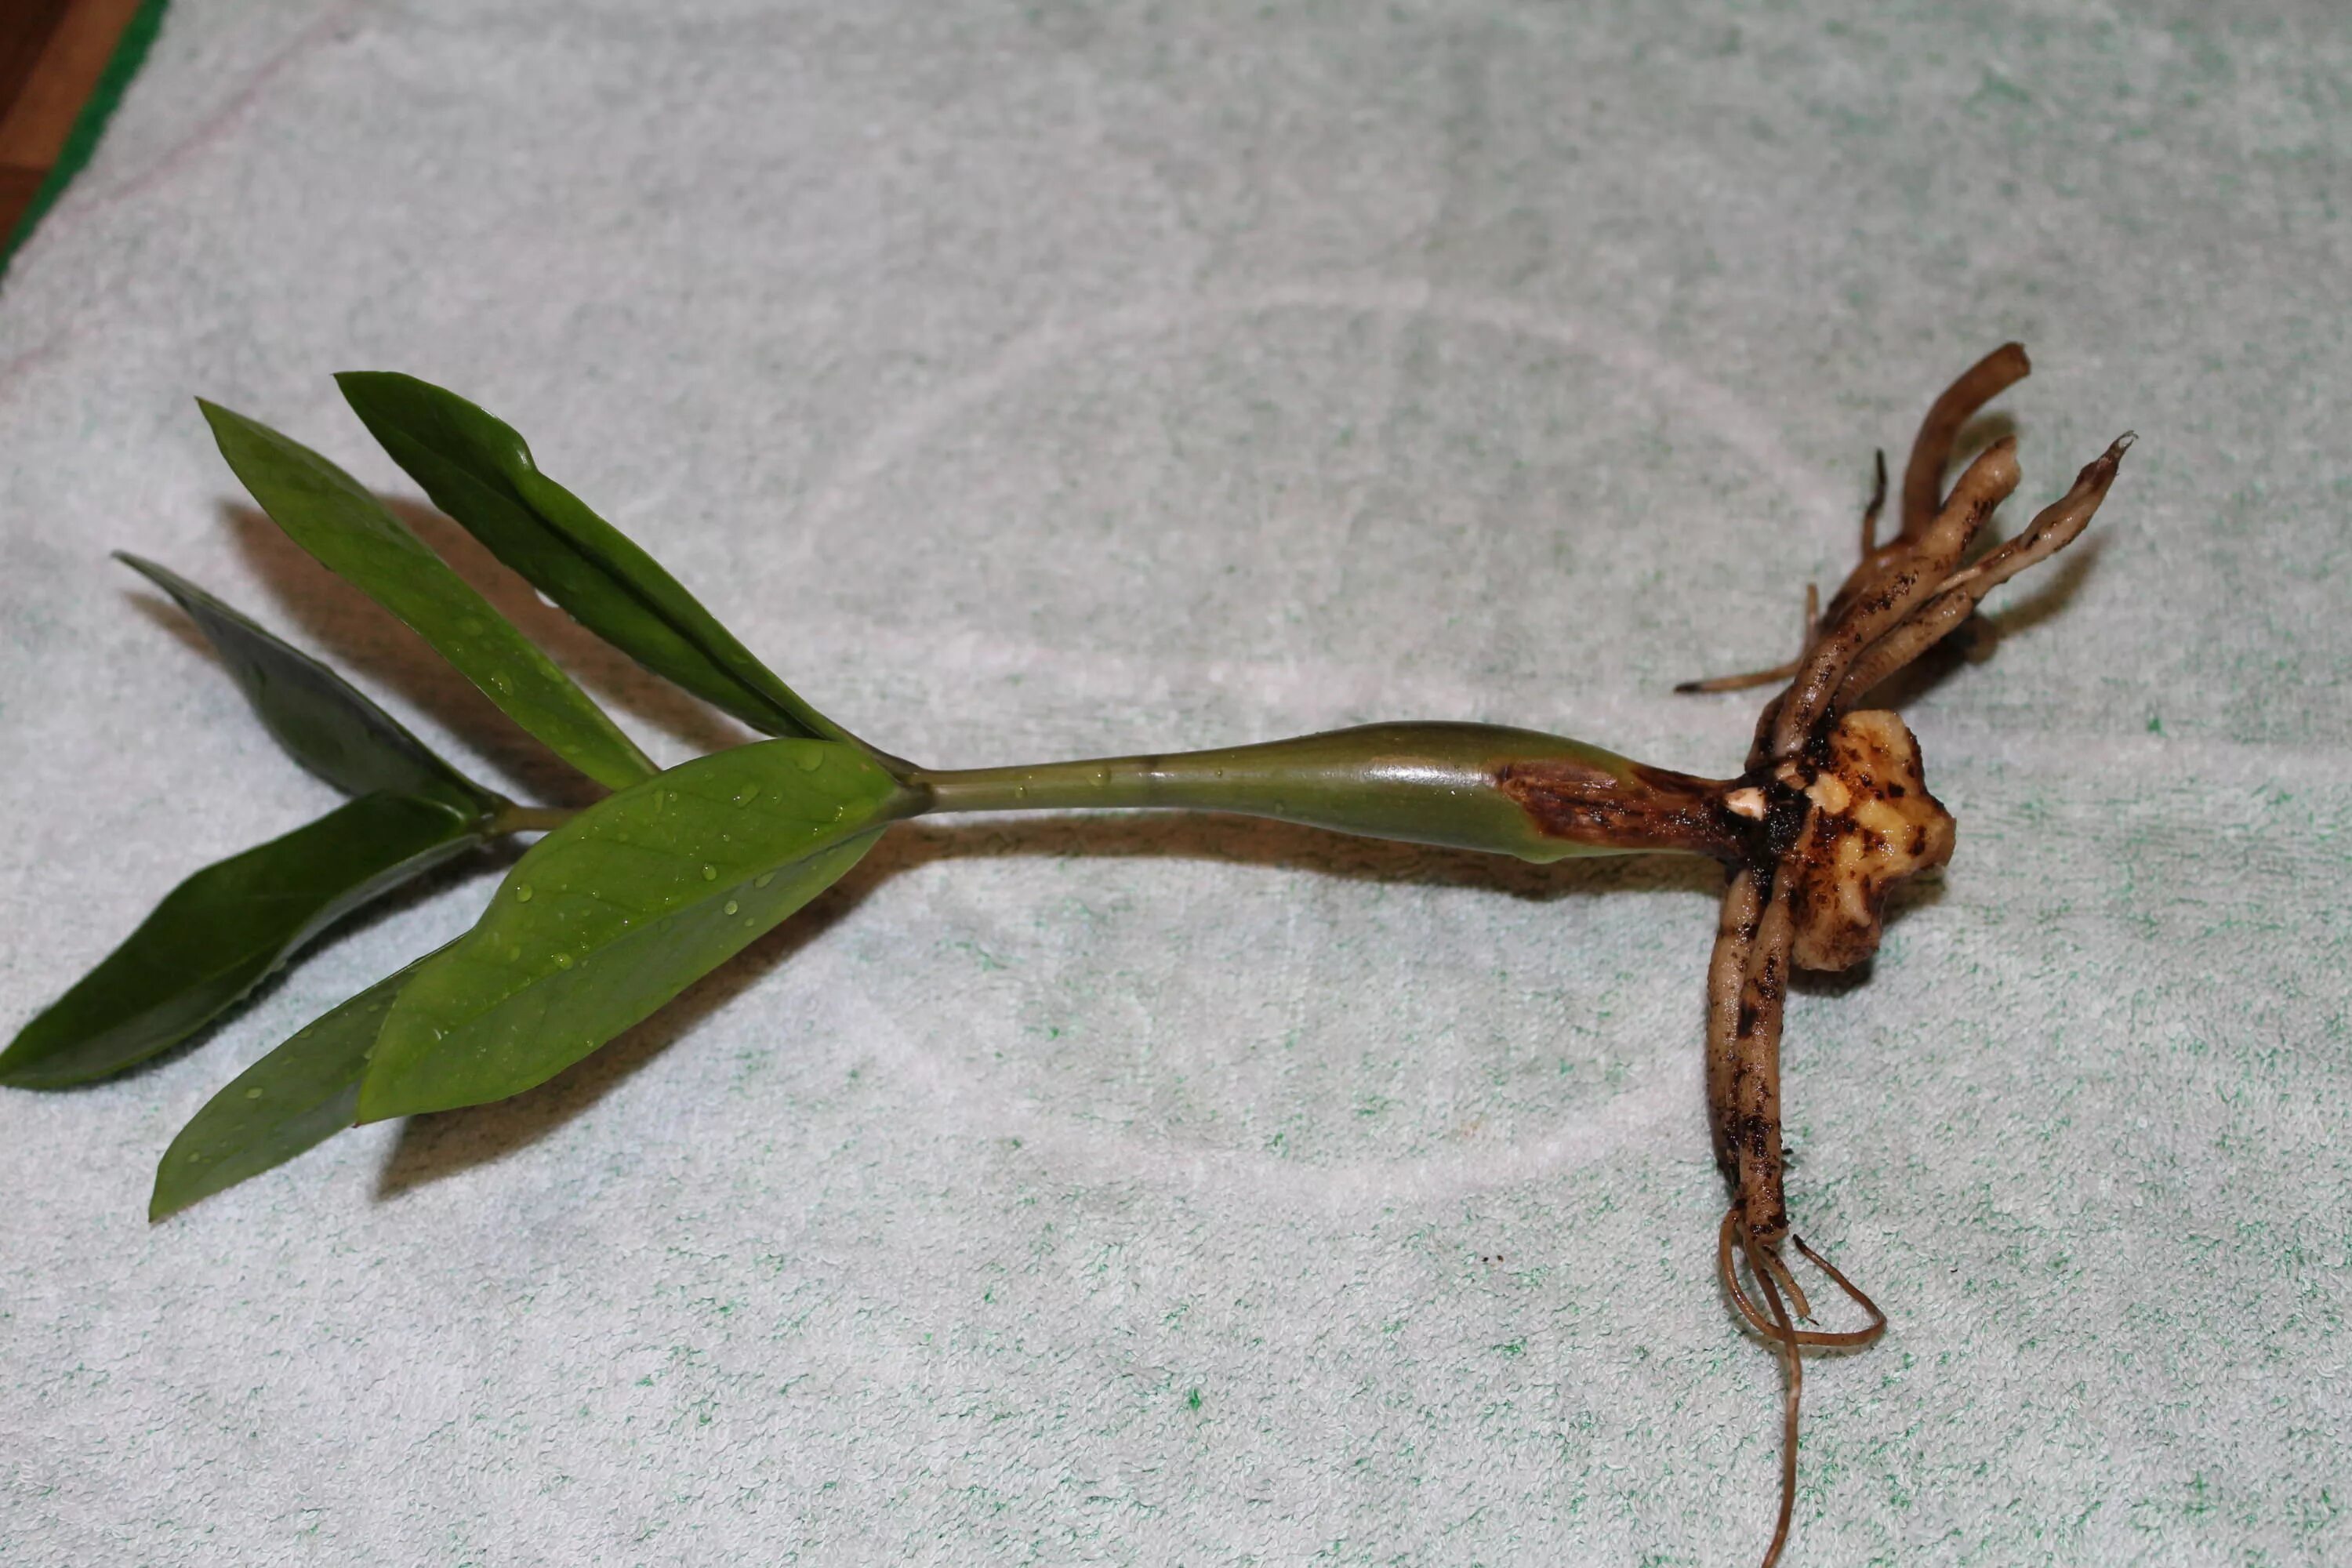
371, 812, 1732, 1198
215, 495, 758, 797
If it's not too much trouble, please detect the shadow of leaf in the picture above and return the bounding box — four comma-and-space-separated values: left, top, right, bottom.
379, 496, 754, 757
23, 835, 522, 1095
218, 492, 761, 799
219, 499, 592, 804
372, 813, 1730, 1197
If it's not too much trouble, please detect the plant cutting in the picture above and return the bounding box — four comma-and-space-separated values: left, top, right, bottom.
1, 345, 2129, 1566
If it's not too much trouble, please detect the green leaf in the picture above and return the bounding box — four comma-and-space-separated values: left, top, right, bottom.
115, 552, 493, 812
359, 741, 909, 1120
0, 793, 488, 1088
336, 372, 851, 744
198, 400, 658, 792
149, 944, 449, 1221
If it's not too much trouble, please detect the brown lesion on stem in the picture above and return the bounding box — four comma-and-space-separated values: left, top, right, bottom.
1494, 756, 1745, 859
1676, 344, 2132, 1568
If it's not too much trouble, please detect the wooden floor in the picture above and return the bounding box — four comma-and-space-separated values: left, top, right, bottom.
1, 0, 147, 243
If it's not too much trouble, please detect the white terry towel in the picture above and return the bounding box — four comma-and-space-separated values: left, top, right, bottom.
2, 3, 2346, 1563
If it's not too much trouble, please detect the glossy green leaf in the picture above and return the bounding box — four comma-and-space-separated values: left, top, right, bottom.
0, 793, 487, 1088
359, 741, 909, 1120
116, 552, 492, 812
198, 400, 657, 792
337, 372, 851, 743
149, 943, 450, 1221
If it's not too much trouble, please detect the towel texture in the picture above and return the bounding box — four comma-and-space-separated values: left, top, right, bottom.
2, 2, 2347, 1563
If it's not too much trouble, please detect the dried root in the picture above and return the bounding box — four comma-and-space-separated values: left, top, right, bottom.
1686, 346, 2131, 1566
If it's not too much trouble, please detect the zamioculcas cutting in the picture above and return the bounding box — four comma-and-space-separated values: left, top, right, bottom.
2, 348, 2129, 1567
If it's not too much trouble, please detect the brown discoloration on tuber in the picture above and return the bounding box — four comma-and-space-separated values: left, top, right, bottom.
1777, 710, 1955, 972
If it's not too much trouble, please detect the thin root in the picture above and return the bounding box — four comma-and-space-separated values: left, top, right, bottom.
1858, 449, 1887, 557
1673, 459, 1852, 695
1718, 1214, 1890, 1568
1675, 586, 1813, 693
1750, 1232, 1802, 1568
1716, 1214, 1888, 1350
1759, 1240, 1814, 1322
1675, 659, 1801, 695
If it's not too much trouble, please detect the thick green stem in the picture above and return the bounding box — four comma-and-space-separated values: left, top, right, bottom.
490, 800, 577, 835
907, 722, 1738, 865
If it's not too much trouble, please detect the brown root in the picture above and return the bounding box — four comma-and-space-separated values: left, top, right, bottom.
1717, 1212, 1888, 1350
1718, 1213, 1890, 1568
1899, 342, 2031, 542
1757, 1233, 1815, 1322
1675, 659, 1801, 695
1789, 1232, 1888, 1345
1858, 449, 1887, 557
1704, 869, 1765, 1173
1693, 347, 2121, 1568
1770, 438, 2020, 758
1689, 350, 2107, 730
1834, 434, 2136, 708
1724, 874, 1797, 1240
1671, 477, 1837, 696
1751, 1231, 1803, 1568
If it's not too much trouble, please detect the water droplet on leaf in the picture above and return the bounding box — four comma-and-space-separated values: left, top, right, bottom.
515, 884, 534, 902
